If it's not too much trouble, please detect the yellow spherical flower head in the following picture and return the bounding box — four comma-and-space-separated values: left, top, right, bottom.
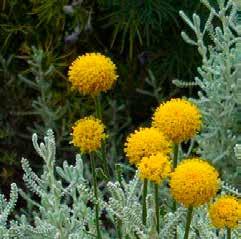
71, 116, 107, 153
209, 195, 241, 229
152, 98, 201, 144
170, 158, 219, 207
68, 53, 118, 95
124, 127, 172, 165
138, 153, 171, 184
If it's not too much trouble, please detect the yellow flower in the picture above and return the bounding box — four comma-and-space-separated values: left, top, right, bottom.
68, 53, 118, 95
152, 98, 201, 144
170, 158, 219, 207
124, 127, 172, 165
138, 153, 171, 184
209, 195, 241, 229
71, 116, 107, 153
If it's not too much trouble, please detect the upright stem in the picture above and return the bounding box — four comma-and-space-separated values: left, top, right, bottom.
115, 165, 123, 238
115, 164, 122, 185
227, 228, 231, 239
142, 179, 148, 225
172, 144, 179, 239
47, 161, 56, 194
183, 207, 193, 239
100, 143, 110, 179
94, 95, 102, 119
154, 184, 160, 234
173, 144, 179, 169
172, 144, 179, 211
90, 154, 102, 239
116, 218, 122, 239
93, 96, 110, 179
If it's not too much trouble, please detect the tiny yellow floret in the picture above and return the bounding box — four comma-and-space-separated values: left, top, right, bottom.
71, 116, 107, 153
170, 158, 219, 207
209, 195, 241, 229
152, 98, 201, 143
68, 53, 118, 95
124, 127, 172, 165
138, 153, 171, 184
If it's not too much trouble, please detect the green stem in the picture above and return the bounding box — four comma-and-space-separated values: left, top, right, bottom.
183, 207, 193, 239
90, 154, 102, 239
172, 144, 179, 239
93, 96, 110, 179
154, 184, 160, 234
172, 144, 179, 212
100, 143, 110, 179
227, 228, 231, 239
115, 164, 122, 185
172, 143, 179, 214
94, 95, 102, 119
142, 179, 148, 225
116, 218, 122, 239
173, 144, 179, 169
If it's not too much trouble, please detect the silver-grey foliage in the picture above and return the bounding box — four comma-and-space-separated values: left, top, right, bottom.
0, 130, 240, 238
0, 130, 102, 239
177, 0, 241, 184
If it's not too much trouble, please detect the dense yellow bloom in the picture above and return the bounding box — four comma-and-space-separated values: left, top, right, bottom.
209, 195, 241, 229
138, 153, 171, 184
71, 116, 107, 153
68, 53, 118, 95
152, 98, 201, 143
124, 127, 172, 165
170, 158, 219, 207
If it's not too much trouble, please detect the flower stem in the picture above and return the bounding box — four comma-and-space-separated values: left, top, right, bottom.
172, 143, 179, 213
93, 95, 110, 179
142, 179, 148, 225
154, 184, 160, 234
94, 95, 102, 120
90, 153, 102, 239
227, 228, 231, 239
173, 143, 179, 169
183, 206, 193, 239
172, 144, 179, 239
172, 144, 179, 213
116, 218, 122, 239
100, 143, 110, 179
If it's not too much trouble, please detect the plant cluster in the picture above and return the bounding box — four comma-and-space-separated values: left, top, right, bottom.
0, 0, 241, 239
0, 0, 202, 187
176, 0, 241, 187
